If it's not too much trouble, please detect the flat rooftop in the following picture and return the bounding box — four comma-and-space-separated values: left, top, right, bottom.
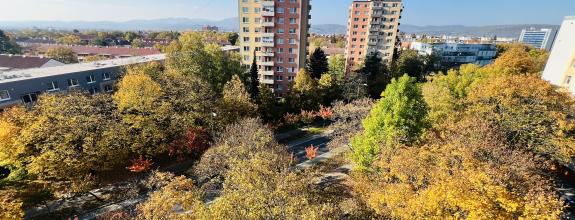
0, 54, 165, 84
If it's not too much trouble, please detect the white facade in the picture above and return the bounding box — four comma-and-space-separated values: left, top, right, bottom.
542, 16, 575, 95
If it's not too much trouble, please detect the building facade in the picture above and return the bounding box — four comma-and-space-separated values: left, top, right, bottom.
0, 54, 165, 110
410, 42, 497, 67
238, 0, 311, 96
0, 55, 64, 72
542, 16, 575, 95
345, 0, 403, 73
519, 28, 557, 51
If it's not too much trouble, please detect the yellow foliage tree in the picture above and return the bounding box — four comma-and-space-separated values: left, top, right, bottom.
218, 75, 256, 125
114, 69, 163, 113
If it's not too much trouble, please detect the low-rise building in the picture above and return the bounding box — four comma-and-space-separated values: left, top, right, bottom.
202, 25, 219, 32
542, 16, 575, 95
0, 54, 165, 110
410, 42, 497, 67
0, 55, 64, 72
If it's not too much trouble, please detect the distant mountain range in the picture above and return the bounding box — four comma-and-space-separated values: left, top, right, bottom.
312, 24, 560, 38
0, 18, 560, 38
0, 18, 240, 32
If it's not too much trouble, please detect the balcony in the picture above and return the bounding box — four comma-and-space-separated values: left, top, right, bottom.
259, 51, 275, 57
262, 70, 275, 76
262, 22, 275, 27
262, 11, 275, 17
259, 61, 275, 66
262, 78, 274, 84
262, 32, 275, 38
261, 1, 274, 7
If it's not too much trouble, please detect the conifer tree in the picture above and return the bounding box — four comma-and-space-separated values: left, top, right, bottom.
306, 48, 329, 79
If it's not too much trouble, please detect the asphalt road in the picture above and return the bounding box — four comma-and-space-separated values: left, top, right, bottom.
286, 134, 331, 164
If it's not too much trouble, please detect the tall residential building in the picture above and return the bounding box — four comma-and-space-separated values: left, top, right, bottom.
345, 0, 403, 73
238, 0, 311, 96
519, 28, 557, 51
542, 16, 575, 95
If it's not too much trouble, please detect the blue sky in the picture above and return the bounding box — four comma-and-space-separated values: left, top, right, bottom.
0, 0, 573, 26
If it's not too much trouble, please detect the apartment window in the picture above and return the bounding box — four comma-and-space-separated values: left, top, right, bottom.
104, 84, 114, 93
242, 17, 249, 23
88, 88, 99, 95
288, 58, 295, 63
243, 27, 249, 32
276, 66, 284, 72
288, 76, 295, 81
276, 76, 283, 81
242, 7, 249, 13
243, 37, 250, 42
288, 48, 295, 54
103, 72, 111, 80
289, 8, 297, 13
277, 57, 284, 63
567, 76, 573, 85
47, 81, 59, 91
278, 18, 284, 24
0, 90, 10, 101
289, 28, 296, 34
278, 48, 284, 53
67, 78, 79, 87
277, 8, 284, 13
289, 18, 296, 24
277, 28, 284, 34
277, 38, 284, 44
288, 38, 295, 44
290, 0, 295, 2
254, 8, 261, 13
21, 93, 38, 104
86, 75, 96, 84
254, 18, 261, 23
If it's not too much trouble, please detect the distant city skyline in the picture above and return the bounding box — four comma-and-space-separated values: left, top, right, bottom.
0, 0, 573, 26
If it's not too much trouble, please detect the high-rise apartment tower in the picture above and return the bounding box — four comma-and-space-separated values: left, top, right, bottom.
344, 0, 403, 73
238, 0, 311, 96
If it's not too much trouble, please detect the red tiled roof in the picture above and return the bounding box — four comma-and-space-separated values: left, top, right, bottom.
37, 44, 162, 57
0, 55, 57, 69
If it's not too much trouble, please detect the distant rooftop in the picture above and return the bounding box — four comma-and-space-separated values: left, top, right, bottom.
0, 54, 165, 84
0, 55, 62, 70
36, 44, 162, 57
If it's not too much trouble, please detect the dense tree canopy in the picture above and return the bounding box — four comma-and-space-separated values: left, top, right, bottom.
306, 48, 329, 79
45, 47, 78, 64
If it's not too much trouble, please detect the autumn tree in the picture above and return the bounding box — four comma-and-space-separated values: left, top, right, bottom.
288, 69, 320, 111
21, 92, 130, 181
351, 75, 428, 170
56, 34, 81, 45
137, 176, 205, 220
491, 44, 541, 75
466, 74, 575, 164
306, 47, 329, 79
0, 30, 21, 54
45, 47, 78, 64
114, 67, 172, 156
218, 75, 257, 125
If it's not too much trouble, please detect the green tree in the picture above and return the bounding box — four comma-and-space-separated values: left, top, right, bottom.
351, 75, 428, 170
165, 32, 244, 93
360, 53, 390, 99
394, 49, 426, 81
257, 84, 278, 122
0, 30, 21, 54
227, 32, 239, 46
45, 47, 78, 64
328, 54, 346, 80
306, 48, 329, 79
